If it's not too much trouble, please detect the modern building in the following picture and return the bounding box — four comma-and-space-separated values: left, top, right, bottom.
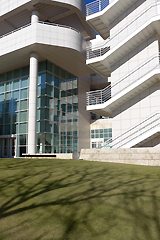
3, 0, 156, 158
0, 0, 102, 158
86, 0, 160, 148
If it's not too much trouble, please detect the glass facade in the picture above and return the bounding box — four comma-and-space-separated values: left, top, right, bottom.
91, 128, 112, 148
0, 61, 78, 157
0, 67, 29, 157
37, 61, 78, 154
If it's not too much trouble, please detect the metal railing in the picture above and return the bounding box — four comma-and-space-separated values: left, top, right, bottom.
39, 21, 80, 34
0, 23, 31, 39
0, 21, 80, 40
86, 0, 160, 59
86, 55, 160, 106
86, 44, 110, 59
87, 84, 111, 105
86, 0, 109, 16
102, 113, 160, 148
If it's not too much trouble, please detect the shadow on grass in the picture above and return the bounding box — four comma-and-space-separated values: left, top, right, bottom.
0, 159, 160, 239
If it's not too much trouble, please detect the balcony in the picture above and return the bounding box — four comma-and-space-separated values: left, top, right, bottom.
86, 0, 133, 39
0, 21, 81, 55
102, 113, 160, 148
86, 55, 160, 116
86, 0, 109, 16
87, 1, 158, 59
86, 1, 160, 76
0, 21, 83, 76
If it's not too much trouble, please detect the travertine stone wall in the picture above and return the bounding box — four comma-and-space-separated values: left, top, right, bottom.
80, 148, 160, 166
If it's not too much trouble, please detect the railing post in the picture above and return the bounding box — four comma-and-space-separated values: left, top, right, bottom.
86, 93, 89, 105
99, 0, 101, 11
86, 48, 89, 60
101, 90, 103, 104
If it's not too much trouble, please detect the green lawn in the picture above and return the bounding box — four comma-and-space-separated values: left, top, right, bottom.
0, 158, 160, 240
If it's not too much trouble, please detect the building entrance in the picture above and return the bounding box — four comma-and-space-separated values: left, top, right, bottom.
0, 136, 16, 158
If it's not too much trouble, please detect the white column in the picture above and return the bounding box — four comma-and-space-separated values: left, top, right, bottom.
31, 10, 39, 24
28, 53, 38, 154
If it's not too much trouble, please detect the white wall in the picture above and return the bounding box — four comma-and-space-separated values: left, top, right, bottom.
110, 37, 159, 95
86, 0, 160, 148
90, 118, 112, 129
0, 0, 82, 17
112, 80, 160, 143
108, 0, 160, 146
109, 0, 157, 49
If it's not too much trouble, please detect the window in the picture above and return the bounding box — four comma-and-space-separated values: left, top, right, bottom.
90, 128, 112, 148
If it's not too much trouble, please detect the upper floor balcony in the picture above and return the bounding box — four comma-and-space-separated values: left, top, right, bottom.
86, 54, 160, 116
0, 0, 93, 42
86, 0, 160, 77
86, 0, 109, 16
0, 21, 82, 55
87, 0, 160, 59
86, 0, 133, 39
0, 21, 84, 76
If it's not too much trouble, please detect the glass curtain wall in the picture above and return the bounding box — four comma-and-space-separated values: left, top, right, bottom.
0, 61, 78, 156
0, 61, 78, 157
0, 67, 29, 156
37, 61, 78, 154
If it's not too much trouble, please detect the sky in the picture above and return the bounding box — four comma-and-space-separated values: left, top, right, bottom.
85, 0, 95, 4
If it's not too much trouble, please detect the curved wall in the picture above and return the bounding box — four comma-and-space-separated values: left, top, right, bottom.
0, 0, 82, 17
0, 22, 82, 57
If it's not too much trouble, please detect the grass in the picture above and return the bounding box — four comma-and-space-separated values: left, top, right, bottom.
0, 158, 160, 240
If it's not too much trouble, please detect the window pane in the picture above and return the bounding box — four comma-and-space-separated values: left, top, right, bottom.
21, 78, 28, 88
13, 91, 19, 100
6, 82, 11, 91
19, 134, 26, 145
13, 80, 19, 90
20, 89, 27, 99
0, 84, 4, 92
19, 111, 27, 122
19, 123, 27, 133
20, 100, 28, 110
0, 94, 4, 102
5, 92, 11, 100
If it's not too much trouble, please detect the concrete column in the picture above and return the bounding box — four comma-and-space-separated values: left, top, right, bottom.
31, 10, 39, 24
28, 53, 38, 154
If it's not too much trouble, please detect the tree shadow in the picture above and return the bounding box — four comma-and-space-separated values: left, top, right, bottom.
0, 159, 160, 240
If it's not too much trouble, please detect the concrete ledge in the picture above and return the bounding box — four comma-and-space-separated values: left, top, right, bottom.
80, 148, 160, 166
23, 153, 73, 159
55, 154, 73, 159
